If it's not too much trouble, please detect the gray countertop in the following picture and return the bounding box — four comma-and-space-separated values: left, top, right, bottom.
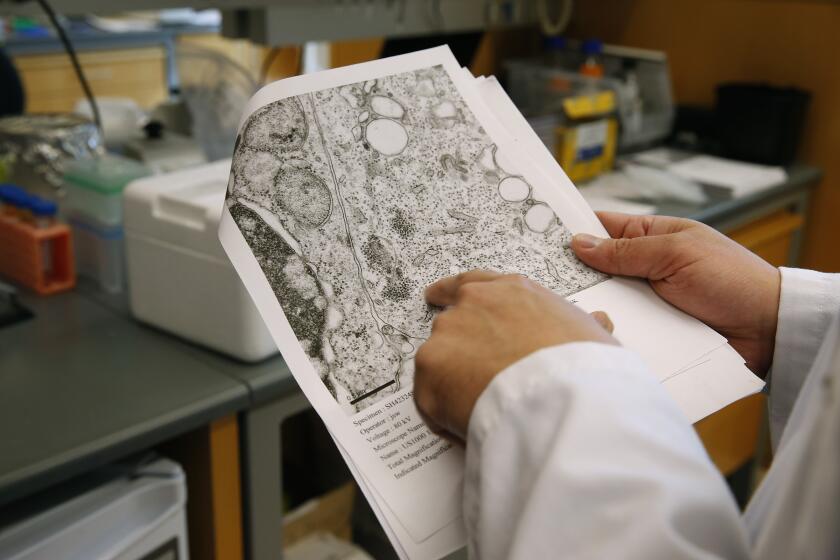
0, 162, 823, 509
78, 283, 299, 407
655, 163, 821, 228
0, 290, 250, 507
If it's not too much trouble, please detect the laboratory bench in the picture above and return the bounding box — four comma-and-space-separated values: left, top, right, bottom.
0, 162, 822, 560
0, 289, 249, 508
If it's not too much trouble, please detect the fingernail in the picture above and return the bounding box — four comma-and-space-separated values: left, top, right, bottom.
574, 233, 602, 249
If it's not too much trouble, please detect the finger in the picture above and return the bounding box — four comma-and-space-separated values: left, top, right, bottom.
424, 269, 502, 307
430, 307, 457, 332
595, 212, 692, 239
590, 311, 614, 334
435, 429, 465, 447
413, 343, 465, 446
571, 233, 676, 280
415, 405, 463, 445
417, 408, 465, 447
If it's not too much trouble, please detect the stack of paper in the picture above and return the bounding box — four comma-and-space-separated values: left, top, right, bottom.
218, 47, 764, 559
667, 154, 787, 198
578, 164, 708, 206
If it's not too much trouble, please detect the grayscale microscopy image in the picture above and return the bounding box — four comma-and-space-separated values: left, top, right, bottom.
227, 65, 607, 414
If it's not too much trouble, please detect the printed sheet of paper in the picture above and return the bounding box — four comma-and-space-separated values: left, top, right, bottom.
218, 47, 762, 559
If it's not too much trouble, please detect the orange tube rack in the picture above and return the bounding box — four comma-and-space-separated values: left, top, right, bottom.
0, 213, 75, 295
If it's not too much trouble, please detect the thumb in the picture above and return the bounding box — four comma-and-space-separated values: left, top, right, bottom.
572, 233, 674, 279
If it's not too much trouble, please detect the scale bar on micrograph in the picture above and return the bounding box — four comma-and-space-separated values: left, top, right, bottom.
350, 380, 397, 405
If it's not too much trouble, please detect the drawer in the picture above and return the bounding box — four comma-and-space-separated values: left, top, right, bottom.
726, 210, 804, 267
696, 393, 765, 475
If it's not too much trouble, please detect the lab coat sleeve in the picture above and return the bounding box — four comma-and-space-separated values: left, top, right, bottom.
768, 267, 840, 445
463, 343, 751, 560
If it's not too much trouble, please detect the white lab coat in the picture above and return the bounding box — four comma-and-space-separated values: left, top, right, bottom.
464, 268, 840, 559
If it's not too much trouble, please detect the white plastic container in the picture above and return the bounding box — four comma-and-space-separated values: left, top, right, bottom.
505, 43, 674, 151
123, 159, 276, 362
0, 458, 189, 560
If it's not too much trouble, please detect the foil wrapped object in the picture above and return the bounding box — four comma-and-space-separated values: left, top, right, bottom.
0, 114, 104, 197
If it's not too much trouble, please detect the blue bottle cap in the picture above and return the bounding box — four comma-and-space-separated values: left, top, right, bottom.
29, 196, 58, 217
582, 38, 603, 56
1, 185, 28, 209
0, 184, 25, 203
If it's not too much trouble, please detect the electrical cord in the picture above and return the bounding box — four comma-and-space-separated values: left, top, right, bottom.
35, 0, 102, 132
537, 0, 574, 36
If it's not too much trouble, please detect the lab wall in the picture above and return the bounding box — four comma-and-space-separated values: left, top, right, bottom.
570, 0, 840, 272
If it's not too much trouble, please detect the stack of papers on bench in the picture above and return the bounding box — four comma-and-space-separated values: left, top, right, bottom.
667, 154, 787, 198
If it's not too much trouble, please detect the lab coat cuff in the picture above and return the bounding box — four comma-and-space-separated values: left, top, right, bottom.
769, 267, 840, 444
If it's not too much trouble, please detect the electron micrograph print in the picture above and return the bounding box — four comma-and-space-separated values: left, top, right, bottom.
227, 65, 607, 414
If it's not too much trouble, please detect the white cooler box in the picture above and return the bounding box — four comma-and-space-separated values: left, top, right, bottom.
124, 160, 277, 362
0, 458, 188, 560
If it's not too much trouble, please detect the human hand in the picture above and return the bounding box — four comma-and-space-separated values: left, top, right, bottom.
414, 270, 617, 444
572, 212, 781, 377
